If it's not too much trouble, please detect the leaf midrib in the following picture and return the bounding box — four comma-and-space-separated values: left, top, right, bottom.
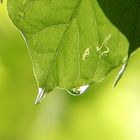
43, 0, 82, 91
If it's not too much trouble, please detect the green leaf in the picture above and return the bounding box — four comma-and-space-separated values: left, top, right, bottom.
98, 0, 140, 54
7, 0, 139, 102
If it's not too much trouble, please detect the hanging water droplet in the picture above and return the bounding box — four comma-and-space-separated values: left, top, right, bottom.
113, 59, 128, 87
22, 0, 27, 5
35, 88, 46, 104
67, 85, 89, 96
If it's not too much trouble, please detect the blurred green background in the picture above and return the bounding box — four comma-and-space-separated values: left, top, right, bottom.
1, 2, 140, 140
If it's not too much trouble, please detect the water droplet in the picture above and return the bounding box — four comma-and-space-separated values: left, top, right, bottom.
113, 59, 128, 87
22, 0, 27, 5
35, 88, 46, 104
67, 85, 89, 96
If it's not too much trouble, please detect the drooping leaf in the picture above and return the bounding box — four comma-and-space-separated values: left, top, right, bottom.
7, 0, 139, 101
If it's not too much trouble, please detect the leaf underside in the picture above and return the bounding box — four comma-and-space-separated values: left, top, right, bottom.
7, 0, 140, 94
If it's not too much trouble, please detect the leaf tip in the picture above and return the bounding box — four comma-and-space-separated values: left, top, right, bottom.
113, 59, 129, 87
35, 88, 46, 105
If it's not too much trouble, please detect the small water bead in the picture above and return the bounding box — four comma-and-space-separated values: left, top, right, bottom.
67, 85, 89, 96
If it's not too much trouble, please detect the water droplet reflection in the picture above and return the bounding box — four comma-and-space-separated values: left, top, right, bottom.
67, 85, 89, 96
113, 59, 128, 87
35, 88, 46, 104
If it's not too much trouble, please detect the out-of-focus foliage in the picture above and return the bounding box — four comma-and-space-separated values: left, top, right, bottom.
1, 1, 140, 140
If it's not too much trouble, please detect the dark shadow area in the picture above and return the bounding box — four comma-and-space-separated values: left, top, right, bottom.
97, 0, 140, 54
